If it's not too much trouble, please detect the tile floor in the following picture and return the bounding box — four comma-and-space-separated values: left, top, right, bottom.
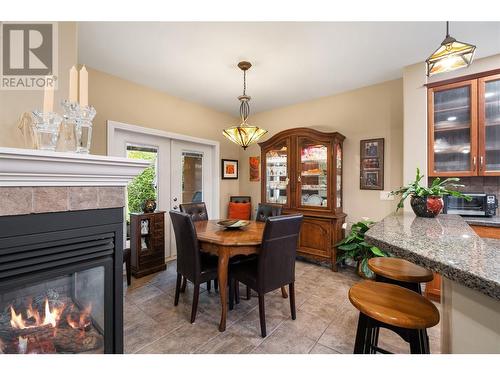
123, 260, 441, 354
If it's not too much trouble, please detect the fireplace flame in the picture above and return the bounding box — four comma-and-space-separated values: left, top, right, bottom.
66, 304, 92, 330
10, 298, 65, 330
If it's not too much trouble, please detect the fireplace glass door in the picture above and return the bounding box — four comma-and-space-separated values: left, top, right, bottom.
0, 264, 108, 354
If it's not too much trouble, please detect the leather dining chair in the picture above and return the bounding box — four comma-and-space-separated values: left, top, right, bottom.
169, 210, 218, 323
180, 202, 208, 222
229, 214, 303, 337
179, 202, 217, 292
255, 203, 282, 222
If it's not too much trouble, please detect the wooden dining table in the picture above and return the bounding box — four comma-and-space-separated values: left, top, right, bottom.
194, 219, 270, 332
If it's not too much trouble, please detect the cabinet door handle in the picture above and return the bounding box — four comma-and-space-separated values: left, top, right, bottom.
297, 176, 301, 183
473, 156, 477, 171
480, 156, 484, 171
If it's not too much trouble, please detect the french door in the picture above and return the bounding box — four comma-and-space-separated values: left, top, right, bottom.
108, 127, 215, 260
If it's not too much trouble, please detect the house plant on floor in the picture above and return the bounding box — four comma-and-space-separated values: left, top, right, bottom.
336, 220, 389, 279
390, 168, 471, 218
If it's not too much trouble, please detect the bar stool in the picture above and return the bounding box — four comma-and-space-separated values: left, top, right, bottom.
368, 257, 434, 294
349, 280, 440, 354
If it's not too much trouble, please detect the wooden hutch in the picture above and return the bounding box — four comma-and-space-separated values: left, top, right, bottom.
259, 127, 346, 271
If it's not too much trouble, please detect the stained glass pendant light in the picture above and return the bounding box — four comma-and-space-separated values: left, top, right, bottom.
223, 61, 267, 149
426, 21, 476, 77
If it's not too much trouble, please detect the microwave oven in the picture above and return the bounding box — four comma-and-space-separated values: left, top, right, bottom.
443, 193, 497, 217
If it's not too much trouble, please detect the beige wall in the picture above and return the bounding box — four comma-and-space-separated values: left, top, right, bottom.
87, 68, 240, 217
403, 53, 500, 210
238, 79, 404, 222
0, 22, 78, 148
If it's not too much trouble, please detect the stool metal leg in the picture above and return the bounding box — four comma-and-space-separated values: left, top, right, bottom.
354, 313, 373, 354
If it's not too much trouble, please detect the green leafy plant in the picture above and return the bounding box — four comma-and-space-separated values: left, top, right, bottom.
390, 167, 471, 210
127, 150, 157, 215
336, 220, 388, 279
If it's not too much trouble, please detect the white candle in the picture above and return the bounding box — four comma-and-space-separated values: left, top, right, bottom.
69, 65, 78, 102
43, 76, 54, 113
79, 65, 88, 106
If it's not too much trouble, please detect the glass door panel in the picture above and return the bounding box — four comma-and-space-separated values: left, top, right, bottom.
482, 78, 500, 173
265, 141, 289, 205
299, 139, 329, 208
335, 144, 342, 209
432, 84, 474, 174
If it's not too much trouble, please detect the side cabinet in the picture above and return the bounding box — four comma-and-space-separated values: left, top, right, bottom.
130, 211, 167, 278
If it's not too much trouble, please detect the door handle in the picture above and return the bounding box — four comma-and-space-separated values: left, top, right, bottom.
480, 156, 484, 171
173, 197, 178, 202
473, 156, 477, 171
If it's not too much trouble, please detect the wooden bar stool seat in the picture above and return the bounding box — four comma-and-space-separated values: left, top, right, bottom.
368, 257, 433, 284
349, 281, 439, 354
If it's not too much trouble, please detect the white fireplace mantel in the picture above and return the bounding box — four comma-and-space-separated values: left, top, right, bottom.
0, 147, 150, 187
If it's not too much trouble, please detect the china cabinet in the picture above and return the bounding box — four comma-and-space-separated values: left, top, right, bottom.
428, 71, 500, 176
259, 128, 346, 271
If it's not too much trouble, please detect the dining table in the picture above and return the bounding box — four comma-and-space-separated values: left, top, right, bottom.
194, 219, 287, 332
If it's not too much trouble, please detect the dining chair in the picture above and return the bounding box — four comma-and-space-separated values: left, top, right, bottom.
169, 210, 218, 323
229, 214, 303, 337
179, 202, 217, 292
180, 202, 208, 222
255, 203, 282, 222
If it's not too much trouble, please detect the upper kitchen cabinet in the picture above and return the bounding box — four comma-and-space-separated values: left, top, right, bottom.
479, 74, 500, 175
428, 71, 500, 177
428, 79, 478, 176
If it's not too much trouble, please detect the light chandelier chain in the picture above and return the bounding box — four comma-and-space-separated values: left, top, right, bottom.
243, 69, 247, 96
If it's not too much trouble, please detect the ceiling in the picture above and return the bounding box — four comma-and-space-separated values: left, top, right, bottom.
78, 22, 500, 116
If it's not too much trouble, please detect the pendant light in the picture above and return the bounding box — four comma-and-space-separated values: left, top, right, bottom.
426, 21, 476, 77
223, 61, 267, 150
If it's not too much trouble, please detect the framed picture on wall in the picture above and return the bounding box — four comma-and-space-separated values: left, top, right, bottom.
360, 138, 384, 190
249, 156, 260, 182
221, 159, 239, 179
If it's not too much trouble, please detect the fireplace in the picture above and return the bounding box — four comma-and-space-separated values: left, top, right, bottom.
0, 208, 123, 354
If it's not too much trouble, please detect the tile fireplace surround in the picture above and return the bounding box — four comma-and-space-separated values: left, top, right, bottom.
0, 147, 149, 354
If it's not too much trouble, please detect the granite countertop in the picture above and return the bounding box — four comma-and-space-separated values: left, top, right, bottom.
365, 212, 500, 300
463, 216, 500, 228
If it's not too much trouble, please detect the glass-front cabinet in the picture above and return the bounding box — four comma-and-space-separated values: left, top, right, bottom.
259, 128, 345, 271
479, 74, 500, 175
428, 79, 478, 176
264, 139, 290, 207
428, 72, 500, 177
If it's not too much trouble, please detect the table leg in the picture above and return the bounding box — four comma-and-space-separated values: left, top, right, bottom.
217, 249, 230, 332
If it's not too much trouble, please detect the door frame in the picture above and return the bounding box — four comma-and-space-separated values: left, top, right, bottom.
107, 120, 220, 219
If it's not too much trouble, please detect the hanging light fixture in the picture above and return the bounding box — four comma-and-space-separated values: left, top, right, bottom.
223, 61, 267, 150
426, 21, 476, 77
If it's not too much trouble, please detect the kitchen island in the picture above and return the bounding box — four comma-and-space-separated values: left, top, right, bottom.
365, 212, 500, 354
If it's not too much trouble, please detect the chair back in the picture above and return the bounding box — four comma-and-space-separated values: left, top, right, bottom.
257, 214, 303, 293
256, 203, 282, 222
179, 202, 208, 222
169, 211, 201, 282
230, 196, 251, 203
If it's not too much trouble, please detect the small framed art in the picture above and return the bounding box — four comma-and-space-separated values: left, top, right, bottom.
249, 156, 260, 182
360, 138, 384, 190
221, 159, 239, 179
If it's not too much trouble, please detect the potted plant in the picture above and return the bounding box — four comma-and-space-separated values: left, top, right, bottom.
390, 168, 471, 217
336, 220, 389, 279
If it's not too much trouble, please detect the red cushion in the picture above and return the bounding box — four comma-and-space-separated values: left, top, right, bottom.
228, 202, 251, 220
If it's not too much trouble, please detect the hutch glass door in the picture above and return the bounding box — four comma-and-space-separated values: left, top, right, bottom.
480, 76, 500, 174
264, 140, 289, 206
429, 80, 477, 176
298, 138, 329, 209
335, 144, 342, 209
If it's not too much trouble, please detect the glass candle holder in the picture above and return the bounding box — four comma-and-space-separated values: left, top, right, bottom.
58, 100, 79, 152
76, 105, 96, 154
31, 111, 63, 151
